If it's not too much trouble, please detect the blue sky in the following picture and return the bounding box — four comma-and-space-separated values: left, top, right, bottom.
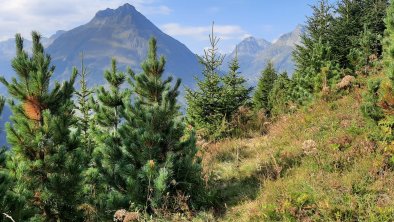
0, 0, 332, 54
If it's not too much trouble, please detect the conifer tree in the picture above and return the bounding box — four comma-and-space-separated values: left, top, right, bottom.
75, 55, 94, 155
73, 56, 101, 220
120, 37, 204, 213
292, 0, 336, 104
0, 96, 9, 212
253, 61, 277, 114
348, 25, 379, 73
361, 0, 394, 142
269, 72, 292, 117
293, 0, 333, 73
362, 0, 388, 56
185, 24, 225, 139
222, 51, 253, 121
330, 0, 387, 68
91, 58, 130, 212
0, 32, 82, 221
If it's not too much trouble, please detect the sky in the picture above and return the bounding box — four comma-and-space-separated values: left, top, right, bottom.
0, 0, 331, 54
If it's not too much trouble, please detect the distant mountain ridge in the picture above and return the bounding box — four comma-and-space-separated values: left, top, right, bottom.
223, 25, 305, 82
46, 3, 201, 87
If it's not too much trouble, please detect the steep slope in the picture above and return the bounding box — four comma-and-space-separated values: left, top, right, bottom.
46, 3, 201, 87
196, 75, 394, 221
224, 25, 305, 82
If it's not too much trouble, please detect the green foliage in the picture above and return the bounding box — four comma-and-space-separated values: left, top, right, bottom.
268, 72, 292, 117
0, 96, 11, 214
91, 58, 130, 213
222, 52, 253, 121
361, 79, 384, 122
186, 25, 225, 140
384, 0, 394, 86
291, 0, 337, 104
75, 55, 94, 154
0, 32, 82, 221
348, 25, 381, 74
330, 0, 387, 68
120, 37, 205, 212
292, 37, 338, 104
361, 0, 394, 143
186, 25, 251, 140
253, 61, 277, 114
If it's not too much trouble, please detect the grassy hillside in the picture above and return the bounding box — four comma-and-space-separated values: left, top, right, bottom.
190, 74, 394, 221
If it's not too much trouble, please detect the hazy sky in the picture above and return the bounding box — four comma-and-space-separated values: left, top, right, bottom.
0, 0, 333, 53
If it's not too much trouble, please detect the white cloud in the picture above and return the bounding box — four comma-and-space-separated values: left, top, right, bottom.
161, 23, 248, 41
0, 0, 172, 40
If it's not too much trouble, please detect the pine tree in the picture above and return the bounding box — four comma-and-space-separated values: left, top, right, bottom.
120, 37, 204, 213
0, 32, 82, 221
222, 50, 252, 121
91, 58, 130, 212
253, 61, 277, 114
185, 24, 225, 139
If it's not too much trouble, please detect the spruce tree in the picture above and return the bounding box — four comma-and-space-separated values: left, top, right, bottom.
253, 61, 277, 114
73, 56, 100, 220
0, 32, 82, 221
222, 51, 252, 121
366, 0, 394, 141
362, 0, 388, 56
348, 25, 379, 74
269, 72, 292, 117
91, 58, 130, 212
293, 0, 333, 74
120, 37, 204, 213
185, 24, 225, 139
330, 0, 387, 68
292, 0, 336, 104
75, 55, 94, 155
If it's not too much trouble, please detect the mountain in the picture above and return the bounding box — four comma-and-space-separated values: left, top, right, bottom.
223, 25, 305, 82
46, 3, 201, 87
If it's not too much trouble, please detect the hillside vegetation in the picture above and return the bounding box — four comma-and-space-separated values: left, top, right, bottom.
197, 74, 394, 221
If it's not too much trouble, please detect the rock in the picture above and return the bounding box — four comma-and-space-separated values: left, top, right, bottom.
336, 75, 356, 90
114, 209, 127, 222
114, 209, 139, 222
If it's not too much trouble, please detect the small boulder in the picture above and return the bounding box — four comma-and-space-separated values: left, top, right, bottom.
336, 75, 356, 90
114, 209, 139, 222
